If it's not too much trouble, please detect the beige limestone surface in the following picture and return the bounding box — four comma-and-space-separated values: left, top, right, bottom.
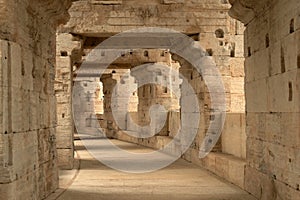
52, 136, 256, 200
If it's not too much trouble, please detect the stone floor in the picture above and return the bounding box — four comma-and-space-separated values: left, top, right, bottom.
49, 136, 257, 200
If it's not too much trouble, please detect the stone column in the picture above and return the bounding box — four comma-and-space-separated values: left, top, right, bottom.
55, 33, 82, 169
94, 81, 104, 114
100, 71, 138, 137
131, 63, 181, 136
73, 77, 101, 131
100, 74, 118, 138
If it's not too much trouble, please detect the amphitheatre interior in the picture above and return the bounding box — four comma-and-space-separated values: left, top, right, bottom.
0, 0, 299, 199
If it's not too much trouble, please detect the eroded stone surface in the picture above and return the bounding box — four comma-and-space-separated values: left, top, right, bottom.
0, 0, 299, 199
230, 0, 300, 199
55, 0, 247, 191
0, 0, 72, 199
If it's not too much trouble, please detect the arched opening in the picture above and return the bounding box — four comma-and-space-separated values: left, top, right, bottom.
1, 0, 299, 200
54, 0, 248, 196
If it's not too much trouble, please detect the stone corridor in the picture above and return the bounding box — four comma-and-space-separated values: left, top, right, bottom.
47, 135, 256, 200
0, 0, 299, 200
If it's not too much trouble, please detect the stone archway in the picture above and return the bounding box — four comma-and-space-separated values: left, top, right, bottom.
57, 0, 248, 189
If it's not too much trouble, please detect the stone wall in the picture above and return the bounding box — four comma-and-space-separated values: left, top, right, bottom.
73, 78, 103, 129
0, 0, 71, 199
230, 0, 300, 199
63, 0, 236, 36
55, 33, 82, 169
173, 36, 247, 188
198, 29, 246, 158
176, 28, 246, 158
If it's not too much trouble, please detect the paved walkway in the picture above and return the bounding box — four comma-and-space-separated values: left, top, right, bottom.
53, 136, 256, 200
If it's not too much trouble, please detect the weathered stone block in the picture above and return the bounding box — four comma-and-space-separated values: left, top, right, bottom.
268, 69, 299, 112
0, 182, 15, 199
245, 166, 280, 200
228, 158, 246, 189
57, 149, 74, 170
168, 111, 180, 137
232, 34, 244, 58
229, 58, 245, 77
246, 78, 268, 112
222, 113, 246, 158
215, 154, 229, 179
231, 77, 244, 94
56, 126, 73, 149
282, 31, 299, 72
231, 93, 245, 112
270, 40, 282, 76
253, 48, 270, 80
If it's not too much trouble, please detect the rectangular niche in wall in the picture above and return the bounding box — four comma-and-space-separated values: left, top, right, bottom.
297, 54, 300, 68
60, 51, 68, 57
290, 18, 295, 33
281, 46, 286, 73
288, 82, 293, 102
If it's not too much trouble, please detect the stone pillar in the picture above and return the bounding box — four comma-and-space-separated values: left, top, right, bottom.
73, 78, 101, 130
177, 57, 207, 151
100, 71, 138, 137
197, 24, 246, 158
55, 33, 82, 169
94, 81, 104, 114
100, 74, 118, 138
131, 63, 181, 136
0, 0, 72, 199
